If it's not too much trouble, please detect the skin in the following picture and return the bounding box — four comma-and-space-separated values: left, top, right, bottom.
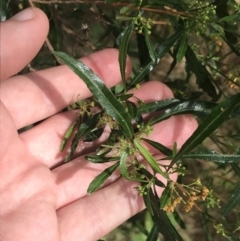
0, 8, 198, 241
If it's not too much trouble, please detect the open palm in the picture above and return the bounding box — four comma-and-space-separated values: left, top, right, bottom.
0, 8, 197, 241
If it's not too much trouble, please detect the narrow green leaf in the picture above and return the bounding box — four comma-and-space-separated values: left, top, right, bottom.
84, 128, 104, 142
119, 148, 146, 182
129, 29, 184, 89
53, 51, 134, 139
143, 190, 154, 216
185, 46, 219, 100
125, 100, 137, 119
60, 119, 78, 151
86, 155, 119, 163
150, 100, 216, 126
219, 11, 240, 23
49, 20, 63, 51
160, 184, 171, 209
0, 0, 8, 21
117, 93, 134, 101
155, 29, 184, 59
222, 37, 240, 56
87, 161, 120, 194
65, 113, 102, 162
144, 29, 157, 63
171, 93, 240, 167
221, 186, 240, 217
146, 224, 159, 241
176, 32, 188, 62
231, 163, 240, 176
137, 98, 180, 114
164, 51, 177, 81
139, 168, 165, 187
119, 6, 130, 14
118, 22, 134, 85
213, 0, 238, 45
134, 139, 167, 177
146, 188, 184, 241
119, 148, 130, 178
173, 211, 186, 229
182, 150, 240, 163
137, 32, 151, 75
142, 138, 172, 157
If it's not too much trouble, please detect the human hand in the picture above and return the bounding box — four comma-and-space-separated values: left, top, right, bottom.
0, 8, 197, 241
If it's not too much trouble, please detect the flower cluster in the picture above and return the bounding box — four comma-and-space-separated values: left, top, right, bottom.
133, 14, 152, 35
134, 181, 152, 196
193, 1, 217, 36
163, 179, 210, 213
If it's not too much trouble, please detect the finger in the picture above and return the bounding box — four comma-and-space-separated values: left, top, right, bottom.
19, 110, 111, 168
57, 161, 177, 241
20, 81, 173, 168
1, 49, 131, 129
0, 8, 49, 81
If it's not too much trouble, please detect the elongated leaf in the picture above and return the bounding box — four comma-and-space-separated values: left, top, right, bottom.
220, 11, 240, 23
160, 184, 171, 208
134, 139, 167, 177
231, 163, 240, 176
222, 37, 240, 56
171, 93, 240, 168
185, 46, 219, 100
129, 29, 184, 89
0, 0, 8, 21
137, 98, 180, 114
137, 32, 151, 76
150, 100, 240, 125
87, 161, 120, 194
176, 32, 188, 62
150, 100, 216, 126
49, 20, 63, 51
146, 224, 159, 241
213, 0, 238, 45
118, 22, 134, 86
84, 128, 104, 142
125, 100, 137, 119
182, 150, 240, 163
221, 186, 240, 217
53, 51, 134, 139
145, 188, 183, 241
86, 155, 119, 163
119, 148, 130, 178
119, 148, 146, 182
65, 112, 102, 162
139, 168, 165, 187
60, 118, 78, 151
144, 189, 154, 216
142, 138, 172, 156
155, 29, 184, 59
173, 211, 186, 229
117, 93, 134, 101
144, 29, 157, 63
164, 50, 177, 81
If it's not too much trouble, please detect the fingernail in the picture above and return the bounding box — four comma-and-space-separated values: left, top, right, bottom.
11, 8, 35, 21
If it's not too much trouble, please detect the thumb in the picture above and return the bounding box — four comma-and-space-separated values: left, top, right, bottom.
0, 8, 49, 81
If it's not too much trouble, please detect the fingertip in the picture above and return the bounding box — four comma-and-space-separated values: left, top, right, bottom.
129, 80, 174, 102
1, 7, 49, 81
